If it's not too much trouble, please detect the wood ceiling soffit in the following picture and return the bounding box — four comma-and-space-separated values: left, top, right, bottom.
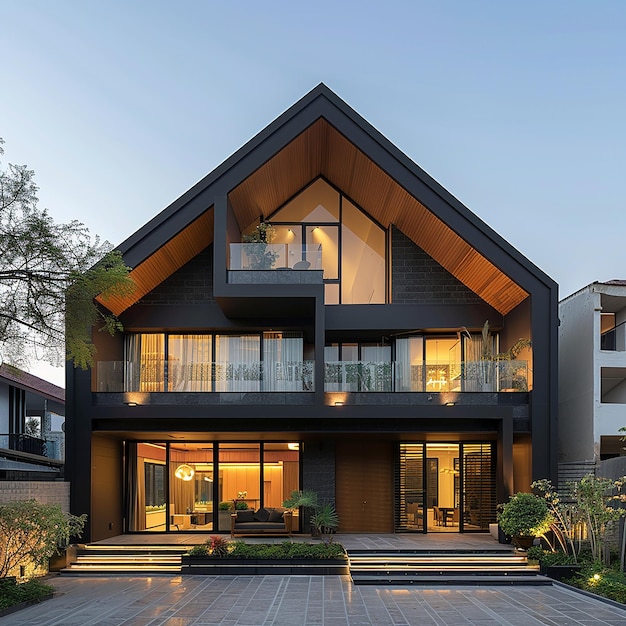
228, 117, 529, 314
98, 210, 214, 316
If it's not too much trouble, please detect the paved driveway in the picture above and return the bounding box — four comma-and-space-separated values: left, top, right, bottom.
2, 575, 626, 626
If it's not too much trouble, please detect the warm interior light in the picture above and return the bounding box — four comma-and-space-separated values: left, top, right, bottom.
174, 464, 195, 481
287, 443, 300, 450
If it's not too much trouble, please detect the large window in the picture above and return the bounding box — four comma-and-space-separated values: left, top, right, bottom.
269, 178, 386, 304
123, 332, 309, 392
127, 442, 300, 533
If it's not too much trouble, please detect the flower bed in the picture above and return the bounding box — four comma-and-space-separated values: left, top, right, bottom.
182, 539, 349, 576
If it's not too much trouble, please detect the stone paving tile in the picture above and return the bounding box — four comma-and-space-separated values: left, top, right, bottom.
2, 576, 626, 625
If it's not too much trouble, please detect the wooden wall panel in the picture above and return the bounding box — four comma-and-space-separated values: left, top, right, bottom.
336, 441, 394, 533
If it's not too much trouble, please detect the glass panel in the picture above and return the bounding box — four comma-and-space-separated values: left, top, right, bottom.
129, 442, 167, 532
395, 336, 424, 392
218, 444, 260, 531
126, 334, 165, 392
324, 283, 339, 304
426, 443, 460, 531
307, 225, 338, 279
271, 179, 340, 222
425, 338, 458, 392
462, 443, 496, 532
263, 332, 304, 391
214, 335, 261, 392
169, 443, 214, 531
263, 442, 301, 530
168, 335, 212, 391
341, 199, 385, 304
397, 443, 425, 532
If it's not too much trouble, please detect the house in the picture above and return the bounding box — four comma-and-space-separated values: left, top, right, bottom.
0, 363, 67, 508
66, 84, 558, 542
559, 280, 626, 476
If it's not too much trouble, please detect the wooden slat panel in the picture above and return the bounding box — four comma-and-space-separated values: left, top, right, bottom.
335, 441, 394, 533
98, 209, 214, 316
228, 120, 528, 314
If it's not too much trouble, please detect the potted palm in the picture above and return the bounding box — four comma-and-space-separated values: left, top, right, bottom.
497, 492, 553, 549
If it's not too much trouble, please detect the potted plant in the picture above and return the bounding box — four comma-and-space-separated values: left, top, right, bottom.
497, 492, 553, 549
310, 503, 340, 544
282, 489, 319, 534
243, 221, 279, 270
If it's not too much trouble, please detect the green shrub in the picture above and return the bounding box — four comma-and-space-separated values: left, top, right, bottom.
497, 492, 553, 538
218, 502, 233, 510
187, 541, 347, 560
0, 578, 54, 610
188, 544, 209, 556
235, 501, 249, 510
576, 561, 626, 604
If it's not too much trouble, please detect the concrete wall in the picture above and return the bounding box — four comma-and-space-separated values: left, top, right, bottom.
558, 288, 597, 462
0, 481, 70, 512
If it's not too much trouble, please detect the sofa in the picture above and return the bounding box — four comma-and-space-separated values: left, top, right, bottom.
230, 507, 293, 537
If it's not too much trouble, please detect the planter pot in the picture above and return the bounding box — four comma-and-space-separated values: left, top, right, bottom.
544, 564, 582, 582
181, 556, 349, 576
512, 536, 536, 550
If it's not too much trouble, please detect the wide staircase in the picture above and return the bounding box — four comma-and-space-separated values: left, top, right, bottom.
60, 544, 187, 576
347, 549, 551, 586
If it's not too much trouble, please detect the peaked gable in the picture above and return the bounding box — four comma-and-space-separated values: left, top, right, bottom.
100, 84, 555, 316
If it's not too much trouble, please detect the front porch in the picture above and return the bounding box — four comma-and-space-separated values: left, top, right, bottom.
88, 531, 510, 552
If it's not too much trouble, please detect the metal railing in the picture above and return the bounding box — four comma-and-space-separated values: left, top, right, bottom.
95, 359, 528, 393
0, 433, 47, 456
601, 320, 626, 351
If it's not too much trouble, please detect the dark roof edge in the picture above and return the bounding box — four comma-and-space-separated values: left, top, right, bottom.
116, 82, 557, 294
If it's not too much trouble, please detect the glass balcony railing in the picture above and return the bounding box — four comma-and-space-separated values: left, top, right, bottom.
228, 243, 322, 271
95, 360, 528, 394
96, 360, 315, 393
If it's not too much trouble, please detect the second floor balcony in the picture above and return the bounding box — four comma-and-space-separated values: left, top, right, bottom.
95, 359, 528, 394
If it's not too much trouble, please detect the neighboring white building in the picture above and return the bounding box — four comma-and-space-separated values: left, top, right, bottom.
559, 280, 626, 466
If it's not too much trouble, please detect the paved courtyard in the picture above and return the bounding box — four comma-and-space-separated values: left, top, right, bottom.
3, 574, 626, 626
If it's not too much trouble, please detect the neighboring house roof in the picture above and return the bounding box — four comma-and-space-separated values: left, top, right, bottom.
0, 363, 65, 404
98, 83, 556, 317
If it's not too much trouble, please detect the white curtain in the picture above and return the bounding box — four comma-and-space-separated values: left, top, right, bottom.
215, 335, 261, 391
263, 332, 303, 391
395, 337, 423, 392
168, 335, 212, 391
125, 334, 165, 392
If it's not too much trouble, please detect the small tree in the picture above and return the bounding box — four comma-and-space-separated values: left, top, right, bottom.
0, 138, 134, 369
572, 474, 626, 565
532, 478, 578, 560
0, 500, 86, 578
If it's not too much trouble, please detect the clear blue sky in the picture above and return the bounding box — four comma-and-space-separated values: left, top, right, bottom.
1, 1, 625, 385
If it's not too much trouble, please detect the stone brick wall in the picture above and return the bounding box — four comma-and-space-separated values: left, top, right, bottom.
0, 481, 70, 512
391, 226, 484, 305
301, 440, 335, 529
138, 246, 214, 305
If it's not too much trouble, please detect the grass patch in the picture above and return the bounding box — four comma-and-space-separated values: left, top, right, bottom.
0, 578, 54, 611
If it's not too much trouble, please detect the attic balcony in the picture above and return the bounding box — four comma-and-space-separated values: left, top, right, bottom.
227, 243, 323, 284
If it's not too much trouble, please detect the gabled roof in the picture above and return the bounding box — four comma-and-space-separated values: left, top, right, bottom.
99, 83, 556, 316
0, 363, 65, 403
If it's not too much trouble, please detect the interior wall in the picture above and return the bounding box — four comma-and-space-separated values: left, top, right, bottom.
91, 434, 123, 541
